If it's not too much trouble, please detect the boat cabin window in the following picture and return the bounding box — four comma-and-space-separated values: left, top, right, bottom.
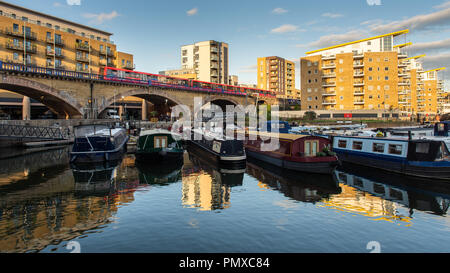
305, 140, 319, 157
373, 143, 385, 153
388, 144, 402, 155
416, 143, 430, 154
338, 140, 347, 148
352, 141, 363, 150
154, 136, 168, 148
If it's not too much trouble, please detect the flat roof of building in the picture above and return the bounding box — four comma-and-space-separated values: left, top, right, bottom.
0, 0, 113, 36
305, 29, 409, 55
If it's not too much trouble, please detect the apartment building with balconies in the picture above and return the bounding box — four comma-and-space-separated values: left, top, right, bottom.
301, 29, 410, 112
180, 40, 229, 84
422, 68, 447, 115
257, 56, 295, 98
0, 1, 134, 119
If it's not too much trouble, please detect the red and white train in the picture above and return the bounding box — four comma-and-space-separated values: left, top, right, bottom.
100, 67, 276, 99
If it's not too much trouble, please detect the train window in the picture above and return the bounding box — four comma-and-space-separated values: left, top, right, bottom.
388, 144, 402, 155
338, 140, 347, 148
373, 143, 385, 153
352, 141, 363, 150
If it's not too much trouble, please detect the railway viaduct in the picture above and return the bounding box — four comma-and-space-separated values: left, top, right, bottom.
0, 66, 277, 120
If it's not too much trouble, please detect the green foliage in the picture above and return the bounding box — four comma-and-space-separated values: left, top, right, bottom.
304, 111, 317, 121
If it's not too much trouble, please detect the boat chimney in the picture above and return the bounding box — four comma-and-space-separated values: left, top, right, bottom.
408, 131, 412, 140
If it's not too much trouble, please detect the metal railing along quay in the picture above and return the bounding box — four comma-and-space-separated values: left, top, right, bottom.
0, 124, 70, 140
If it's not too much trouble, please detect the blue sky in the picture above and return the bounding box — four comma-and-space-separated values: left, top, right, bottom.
11, 0, 450, 88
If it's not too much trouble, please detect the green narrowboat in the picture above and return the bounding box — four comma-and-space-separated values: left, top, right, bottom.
135, 129, 184, 162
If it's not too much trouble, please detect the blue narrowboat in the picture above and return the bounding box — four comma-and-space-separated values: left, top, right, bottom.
70, 124, 129, 164
332, 135, 450, 180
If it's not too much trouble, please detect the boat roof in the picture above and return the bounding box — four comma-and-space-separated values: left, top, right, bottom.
242, 130, 322, 141
140, 129, 174, 137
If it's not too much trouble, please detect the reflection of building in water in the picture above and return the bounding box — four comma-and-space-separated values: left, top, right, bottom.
181, 171, 231, 211
0, 156, 141, 253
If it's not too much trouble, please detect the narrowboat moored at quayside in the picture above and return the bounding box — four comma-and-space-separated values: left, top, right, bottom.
238, 130, 339, 174
187, 128, 247, 170
135, 129, 184, 163
332, 135, 450, 180
70, 125, 129, 164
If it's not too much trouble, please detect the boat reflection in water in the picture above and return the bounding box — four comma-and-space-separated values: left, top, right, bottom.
246, 157, 341, 203
136, 159, 183, 186
182, 146, 245, 211
332, 166, 450, 220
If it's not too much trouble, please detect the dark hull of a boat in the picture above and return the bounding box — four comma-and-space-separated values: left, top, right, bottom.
246, 149, 338, 174
135, 151, 184, 163
70, 146, 127, 164
187, 141, 246, 170
335, 150, 450, 181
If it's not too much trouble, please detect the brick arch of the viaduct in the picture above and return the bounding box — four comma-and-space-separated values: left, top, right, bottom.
0, 75, 84, 118
97, 88, 188, 115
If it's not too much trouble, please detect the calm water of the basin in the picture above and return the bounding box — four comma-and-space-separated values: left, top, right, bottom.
0, 146, 449, 253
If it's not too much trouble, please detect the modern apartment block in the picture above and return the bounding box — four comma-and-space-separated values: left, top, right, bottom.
0, 1, 134, 119
180, 40, 229, 84
257, 56, 295, 98
301, 30, 411, 112
422, 68, 446, 114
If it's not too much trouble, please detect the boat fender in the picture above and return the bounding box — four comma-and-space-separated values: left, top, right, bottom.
70, 155, 77, 163
105, 153, 109, 161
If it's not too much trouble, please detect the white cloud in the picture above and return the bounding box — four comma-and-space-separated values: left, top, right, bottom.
409, 38, 450, 54
421, 53, 450, 85
272, 8, 288, 14
239, 64, 257, 73
66, 0, 80, 5
434, 1, 450, 9
367, 0, 382, 6
270, 24, 300, 34
301, 30, 368, 49
53, 2, 63, 7
322, 12, 344, 18
83, 11, 119, 24
187, 8, 198, 16
370, 6, 450, 33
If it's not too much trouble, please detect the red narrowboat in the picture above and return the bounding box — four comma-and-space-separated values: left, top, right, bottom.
241, 131, 339, 174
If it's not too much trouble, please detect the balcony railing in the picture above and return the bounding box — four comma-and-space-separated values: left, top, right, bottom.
353, 62, 364, 67
353, 53, 364, 59
354, 100, 365, 104
399, 81, 410, 86
354, 91, 365, 96
322, 82, 336, 87
322, 73, 336, 78
4, 28, 37, 40
354, 72, 364, 77
353, 81, 364, 86
76, 67, 89, 73
5, 42, 37, 53
322, 63, 336, 69
76, 43, 91, 51
46, 37, 64, 46
322, 100, 336, 105
76, 55, 90, 63
322, 55, 336, 60
322, 92, 336, 96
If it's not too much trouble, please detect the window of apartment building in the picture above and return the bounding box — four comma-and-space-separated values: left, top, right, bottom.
315, 69, 318, 74
47, 23, 52, 28
13, 52, 19, 60
369, 95, 373, 99
367, 41, 372, 45
122, 59, 125, 66
369, 76, 373, 81
340, 96, 344, 100
22, 16, 28, 22
368, 67, 373, 71
55, 47, 62, 55
55, 59, 61, 67
0, 11, 2, 16
314, 79, 318, 83
55, 25, 60, 30
339, 87, 344, 91
385, 76, 389, 81
315, 96, 318, 100
182, 50, 188, 56
97, 37, 101, 41
46, 32, 51, 40
36, 20, 41, 25
307, 88, 312, 93
81, 32, 85, 37
11, 14, 16, 19
385, 57, 389, 62
13, 24, 19, 32
368, 86, 374, 91
55, 34, 62, 43
308, 79, 312, 83
308, 70, 312, 74
384, 85, 390, 90
339, 68, 344, 73
369, 58, 373, 62
339, 59, 344, 64
90, 35, 95, 39
307, 61, 312, 66
385, 67, 389, 71
182, 57, 188, 63
307, 97, 312, 101
315, 88, 318, 92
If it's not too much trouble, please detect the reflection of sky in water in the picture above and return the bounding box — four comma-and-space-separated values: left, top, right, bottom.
0, 148, 449, 253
